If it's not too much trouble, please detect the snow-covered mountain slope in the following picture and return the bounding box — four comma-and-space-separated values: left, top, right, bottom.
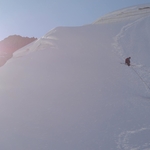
0, 4, 150, 150
94, 3, 150, 24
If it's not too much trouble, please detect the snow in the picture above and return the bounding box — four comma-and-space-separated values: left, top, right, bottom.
94, 3, 150, 24
0, 3, 150, 150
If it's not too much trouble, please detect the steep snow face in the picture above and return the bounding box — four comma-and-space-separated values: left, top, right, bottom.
0, 4, 150, 150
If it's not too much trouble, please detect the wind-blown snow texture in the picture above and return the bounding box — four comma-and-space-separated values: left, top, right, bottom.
0, 4, 150, 150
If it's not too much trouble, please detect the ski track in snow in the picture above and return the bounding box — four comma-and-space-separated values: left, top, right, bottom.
113, 14, 150, 149
117, 127, 150, 150
112, 17, 144, 60
112, 15, 150, 92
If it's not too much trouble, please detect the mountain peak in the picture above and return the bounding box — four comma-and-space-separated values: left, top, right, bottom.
0, 35, 37, 66
94, 3, 150, 24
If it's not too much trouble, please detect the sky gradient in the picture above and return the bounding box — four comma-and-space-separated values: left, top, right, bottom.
0, 0, 150, 40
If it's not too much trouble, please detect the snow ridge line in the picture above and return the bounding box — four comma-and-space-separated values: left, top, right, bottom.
99, 9, 150, 23
13, 36, 57, 59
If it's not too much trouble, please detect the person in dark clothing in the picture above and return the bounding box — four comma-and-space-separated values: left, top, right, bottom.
125, 57, 131, 66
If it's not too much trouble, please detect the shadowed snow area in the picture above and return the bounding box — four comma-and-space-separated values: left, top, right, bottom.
0, 3, 150, 150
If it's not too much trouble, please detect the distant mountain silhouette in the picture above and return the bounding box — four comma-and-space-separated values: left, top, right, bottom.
0, 35, 37, 66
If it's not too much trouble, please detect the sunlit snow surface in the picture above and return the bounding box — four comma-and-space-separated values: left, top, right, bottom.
0, 4, 150, 150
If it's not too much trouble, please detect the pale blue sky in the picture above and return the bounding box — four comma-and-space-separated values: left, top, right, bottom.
0, 0, 150, 40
